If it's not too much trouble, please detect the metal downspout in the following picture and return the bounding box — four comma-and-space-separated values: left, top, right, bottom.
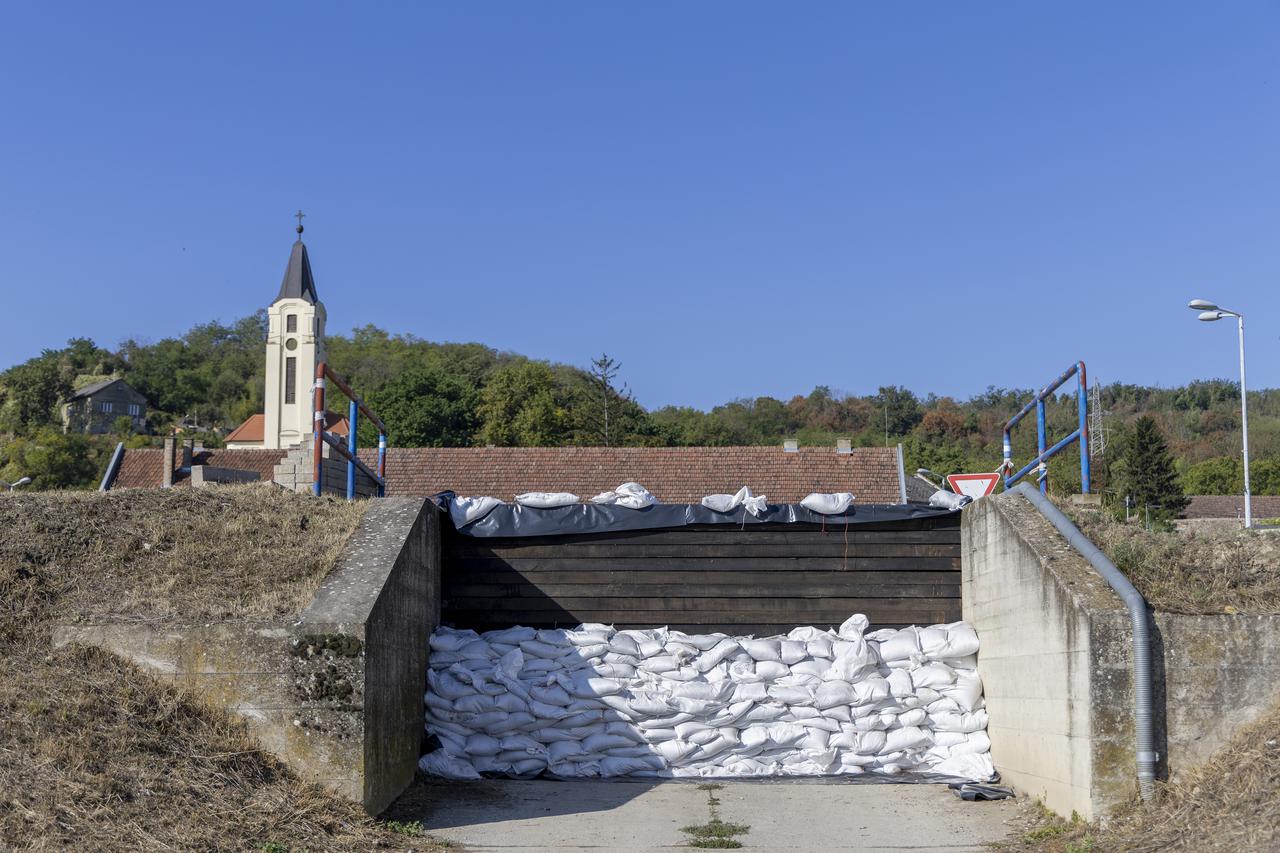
98, 441, 126, 492
1011, 482, 1157, 802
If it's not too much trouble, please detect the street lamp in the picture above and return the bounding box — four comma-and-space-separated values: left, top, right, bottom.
0, 476, 32, 492
1187, 299, 1252, 528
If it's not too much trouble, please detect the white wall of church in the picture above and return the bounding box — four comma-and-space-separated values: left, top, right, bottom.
263, 297, 327, 449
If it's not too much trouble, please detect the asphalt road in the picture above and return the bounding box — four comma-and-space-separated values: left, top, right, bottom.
388, 778, 1019, 852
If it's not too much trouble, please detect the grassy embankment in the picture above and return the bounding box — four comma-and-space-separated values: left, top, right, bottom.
1007, 507, 1280, 851
0, 486, 445, 852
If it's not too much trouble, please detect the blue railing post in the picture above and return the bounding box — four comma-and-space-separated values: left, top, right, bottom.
347, 399, 358, 500
1078, 362, 1091, 493
1036, 399, 1048, 494
1003, 360, 1091, 495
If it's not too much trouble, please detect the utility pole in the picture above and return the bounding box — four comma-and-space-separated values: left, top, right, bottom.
1089, 383, 1107, 460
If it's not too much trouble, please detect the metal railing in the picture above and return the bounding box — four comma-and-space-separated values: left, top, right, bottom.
312, 362, 387, 499
1002, 361, 1090, 494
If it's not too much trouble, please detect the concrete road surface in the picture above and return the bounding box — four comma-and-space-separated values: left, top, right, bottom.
388, 778, 1018, 852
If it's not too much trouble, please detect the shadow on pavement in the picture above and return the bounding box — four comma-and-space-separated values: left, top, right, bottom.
383, 777, 664, 830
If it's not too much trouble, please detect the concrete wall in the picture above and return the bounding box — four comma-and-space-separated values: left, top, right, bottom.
962, 493, 1134, 820
52, 621, 365, 796
963, 492, 1280, 820
303, 497, 441, 813
54, 496, 442, 816
1154, 612, 1280, 778
190, 465, 262, 486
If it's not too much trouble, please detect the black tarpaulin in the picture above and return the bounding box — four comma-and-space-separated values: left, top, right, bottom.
433, 492, 957, 538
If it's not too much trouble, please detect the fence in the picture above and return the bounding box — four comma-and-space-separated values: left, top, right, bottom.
1003, 360, 1090, 494
311, 362, 388, 499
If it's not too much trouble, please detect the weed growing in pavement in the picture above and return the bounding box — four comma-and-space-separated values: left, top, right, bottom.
682, 785, 749, 849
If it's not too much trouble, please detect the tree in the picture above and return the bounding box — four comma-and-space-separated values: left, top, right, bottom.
586, 353, 631, 446
0, 428, 101, 489
364, 365, 479, 447
875, 386, 922, 439
1115, 416, 1188, 518
476, 361, 569, 446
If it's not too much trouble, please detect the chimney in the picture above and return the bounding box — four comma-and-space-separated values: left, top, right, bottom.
836, 438, 852, 455
783, 439, 799, 453
162, 435, 175, 488
181, 438, 194, 469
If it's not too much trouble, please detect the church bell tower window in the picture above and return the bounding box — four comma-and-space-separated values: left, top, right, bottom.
285, 357, 297, 404
286, 314, 297, 333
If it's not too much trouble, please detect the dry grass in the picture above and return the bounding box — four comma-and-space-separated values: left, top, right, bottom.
1065, 505, 1280, 614
1005, 699, 1280, 852
0, 485, 445, 851
0, 485, 366, 629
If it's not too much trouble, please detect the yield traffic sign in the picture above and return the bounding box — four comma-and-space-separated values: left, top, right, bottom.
946, 472, 1002, 499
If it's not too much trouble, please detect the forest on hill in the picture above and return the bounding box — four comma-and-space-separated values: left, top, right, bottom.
2, 312, 1279, 499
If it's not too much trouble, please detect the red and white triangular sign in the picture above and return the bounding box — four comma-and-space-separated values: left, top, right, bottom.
947, 472, 1002, 499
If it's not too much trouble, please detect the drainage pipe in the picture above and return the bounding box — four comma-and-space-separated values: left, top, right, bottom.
98, 441, 125, 492
1011, 482, 1156, 802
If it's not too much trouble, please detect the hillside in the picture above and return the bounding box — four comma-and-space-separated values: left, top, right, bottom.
2, 317, 1280, 498
0, 486, 443, 851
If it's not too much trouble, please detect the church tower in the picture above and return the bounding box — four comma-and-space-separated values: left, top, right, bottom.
263, 216, 327, 449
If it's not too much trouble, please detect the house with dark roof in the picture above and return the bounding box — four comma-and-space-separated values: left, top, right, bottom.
62, 377, 148, 435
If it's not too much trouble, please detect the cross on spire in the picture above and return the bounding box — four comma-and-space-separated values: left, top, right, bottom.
295, 209, 305, 238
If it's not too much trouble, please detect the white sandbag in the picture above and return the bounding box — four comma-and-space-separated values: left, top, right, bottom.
800, 492, 855, 515
449, 495, 502, 527
739, 639, 783, 662
419, 749, 481, 780
883, 726, 931, 753
701, 486, 768, 517
938, 670, 984, 712
589, 482, 659, 510
430, 628, 481, 653
875, 628, 922, 662
779, 640, 808, 665
515, 491, 580, 508
483, 626, 536, 645
837, 614, 870, 640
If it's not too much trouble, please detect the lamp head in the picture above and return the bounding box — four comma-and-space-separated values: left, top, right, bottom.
1189, 299, 1219, 311
1198, 310, 1226, 322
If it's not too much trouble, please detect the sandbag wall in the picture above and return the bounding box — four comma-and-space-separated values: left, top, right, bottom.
420, 616, 994, 781
441, 515, 961, 635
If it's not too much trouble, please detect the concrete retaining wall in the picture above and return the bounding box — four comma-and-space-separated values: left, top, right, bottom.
54, 497, 442, 816
963, 492, 1280, 820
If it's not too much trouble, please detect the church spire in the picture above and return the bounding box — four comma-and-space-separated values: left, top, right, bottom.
275, 211, 319, 304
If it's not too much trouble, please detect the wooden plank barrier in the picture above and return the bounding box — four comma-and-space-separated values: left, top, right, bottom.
441, 515, 961, 634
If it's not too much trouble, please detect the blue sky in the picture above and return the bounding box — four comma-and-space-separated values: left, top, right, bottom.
1, 3, 1277, 410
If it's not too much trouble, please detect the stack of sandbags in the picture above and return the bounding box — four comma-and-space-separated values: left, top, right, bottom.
419, 614, 993, 781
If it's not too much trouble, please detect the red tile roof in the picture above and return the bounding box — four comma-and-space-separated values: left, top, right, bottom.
364, 445, 903, 503
1182, 495, 1280, 520
224, 412, 348, 443
111, 445, 904, 503
224, 414, 265, 443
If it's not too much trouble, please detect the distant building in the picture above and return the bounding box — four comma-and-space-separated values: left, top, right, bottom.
225, 218, 328, 450
62, 378, 148, 435
107, 219, 912, 502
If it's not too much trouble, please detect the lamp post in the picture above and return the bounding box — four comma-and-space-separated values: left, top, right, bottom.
0, 476, 32, 492
1188, 299, 1252, 528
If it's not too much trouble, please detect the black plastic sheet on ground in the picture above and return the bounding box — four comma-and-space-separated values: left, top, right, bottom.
433, 492, 957, 538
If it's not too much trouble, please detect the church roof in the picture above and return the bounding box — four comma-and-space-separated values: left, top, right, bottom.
275, 237, 319, 304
